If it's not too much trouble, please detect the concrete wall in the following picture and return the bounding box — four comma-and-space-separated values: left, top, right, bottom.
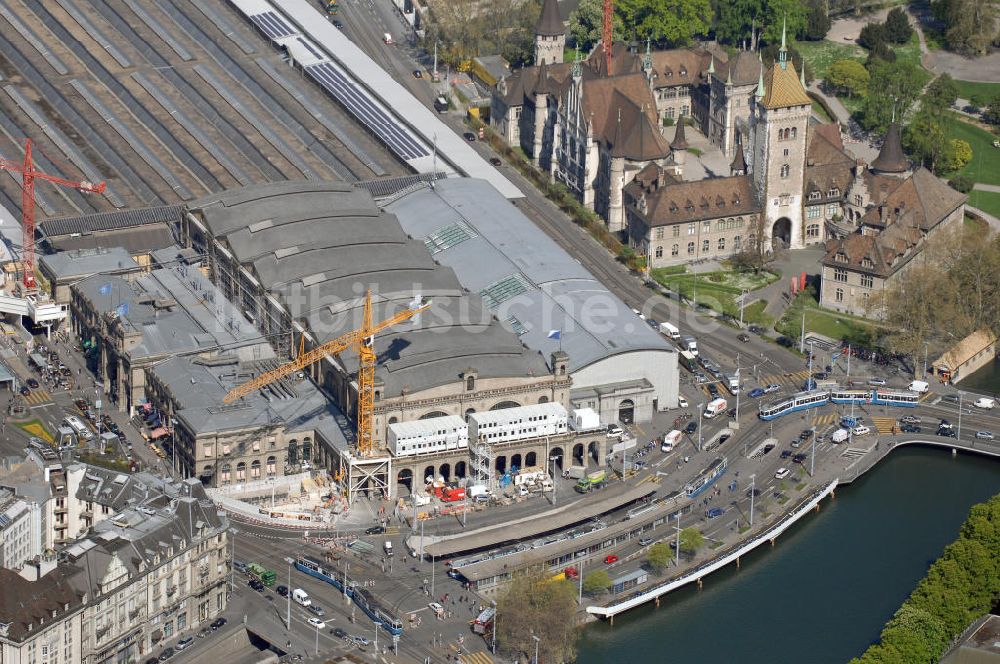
571, 350, 679, 420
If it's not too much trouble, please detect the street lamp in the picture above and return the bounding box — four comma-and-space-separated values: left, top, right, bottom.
491, 600, 497, 654
314, 619, 320, 655
957, 391, 964, 441
549, 455, 559, 507
532, 634, 541, 664
923, 341, 930, 379
672, 512, 682, 565
697, 403, 704, 451
749, 474, 756, 527
284, 557, 293, 629
229, 527, 239, 594
810, 427, 817, 477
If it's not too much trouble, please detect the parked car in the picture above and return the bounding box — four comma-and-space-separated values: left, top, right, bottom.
603, 555, 619, 564
197, 628, 212, 638
746, 487, 761, 498
684, 422, 698, 434
799, 429, 813, 440
489, 157, 502, 166
308, 604, 325, 617
175, 637, 194, 650
792, 453, 808, 464
606, 424, 624, 439
748, 325, 765, 334
26, 378, 38, 388
412, 69, 422, 78
776, 336, 794, 348
775, 467, 790, 479
780, 450, 792, 459
463, 132, 476, 142
249, 579, 265, 592
332, 627, 348, 638
852, 425, 871, 436
158, 648, 175, 662
706, 383, 720, 398
210, 618, 227, 631
867, 378, 887, 386
812, 372, 829, 380
19, 386, 29, 396
307, 618, 325, 629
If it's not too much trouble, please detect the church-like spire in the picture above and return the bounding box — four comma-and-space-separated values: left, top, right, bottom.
730, 133, 747, 175
779, 16, 788, 69
708, 54, 715, 75
536, 0, 564, 36
670, 117, 689, 150
800, 61, 806, 86
756, 61, 765, 98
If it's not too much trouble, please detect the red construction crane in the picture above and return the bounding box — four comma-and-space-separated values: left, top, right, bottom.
603, 0, 613, 74
0, 139, 106, 289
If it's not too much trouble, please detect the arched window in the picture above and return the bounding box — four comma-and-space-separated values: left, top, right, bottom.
266, 456, 276, 476
466, 375, 475, 391
718, 237, 726, 251
780, 164, 790, 178
221, 463, 231, 485
251, 460, 261, 479
671, 244, 679, 256
236, 462, 246, 482
301, 437, 312, 462
655, 245, 663, 258
791, 127, 797, 139
687, 242, 695, 254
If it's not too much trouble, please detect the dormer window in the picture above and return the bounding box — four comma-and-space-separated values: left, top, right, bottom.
809, 191, 822, 201
861, 256, 874, 269
700, 197, 709, 209
828, 188, 840, 198
680, 68, 687, 76
716, 195, 725, 208
685, 200, 695, 211
732, 194, 740, 205
835, 252, 848, 263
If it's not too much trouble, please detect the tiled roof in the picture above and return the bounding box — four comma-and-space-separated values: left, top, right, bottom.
804, 124, 855, 201
822, 219, 924, 278
761, 61, 810, 109
935, 329, 998, 371
0, 565, 83, 642
861, 168, 966, 232
717, 51, 760, 87
648, 48, 714, 88
626, 163, 760, 226
586, 41, 642, 77
870, 123, 908, 174
536, 0, 565, 36
584, 73, 659, 145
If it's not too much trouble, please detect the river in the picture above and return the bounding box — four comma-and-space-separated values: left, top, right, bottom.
575, 447, 1000, 664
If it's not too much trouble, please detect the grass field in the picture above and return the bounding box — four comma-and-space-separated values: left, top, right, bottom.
942, 114, 1000, 186
968, 190, 1000, 218
650, 269, 778, 320
795, 39, 865, 80
953, 79, 1000, 104
776, 293, 881, 346
812, 99, 834, 122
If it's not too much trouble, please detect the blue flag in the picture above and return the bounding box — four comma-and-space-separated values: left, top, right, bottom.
547, 330, 561, 340
116, 302, 129, 316
98, 283, 112, 295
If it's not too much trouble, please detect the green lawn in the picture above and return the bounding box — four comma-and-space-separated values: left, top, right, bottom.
812, 99, 833, 123
893, 33, 928, 73
953, 79, 1000, 104
968, 190, 1000, 218
795, 39, 865, 80
942, 114, 1000, 186
650, 269, 778, 318
776, 293, 881, 346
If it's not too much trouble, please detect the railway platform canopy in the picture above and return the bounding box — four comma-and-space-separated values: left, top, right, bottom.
411, 482, 657, 559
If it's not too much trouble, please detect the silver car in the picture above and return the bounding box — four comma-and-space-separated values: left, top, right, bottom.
975, 431, 994, 440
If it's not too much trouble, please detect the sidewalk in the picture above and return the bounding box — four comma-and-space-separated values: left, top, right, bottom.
752, 246, 827, 325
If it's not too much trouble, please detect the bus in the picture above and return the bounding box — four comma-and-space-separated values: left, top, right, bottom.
246, 563, 276, 587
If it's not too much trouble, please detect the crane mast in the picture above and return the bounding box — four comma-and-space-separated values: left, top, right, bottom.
0, 139, 106, 289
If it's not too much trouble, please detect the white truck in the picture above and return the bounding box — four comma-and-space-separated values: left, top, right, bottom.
563, 465, 587, 480
293, 588, 312, 607
724, 374, 740, 395
658, 321, 681, 339
974, 397, 996, 410
703, 398, 728, 419
681, 336, 699, 356
661, 430, 682, 452
467, 484, 491, 503
831, 428, 850, 443
908, 380, 930, 393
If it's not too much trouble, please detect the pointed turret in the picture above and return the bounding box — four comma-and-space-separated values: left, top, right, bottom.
756, 61, 765, 98
800, 61, 806, 87
779, 16, 788, 69
730, 134, 747, 175
870, 123, 909, 175
536, 0, 564, 36
708, 55, 715, 75
670, 117, 689, 151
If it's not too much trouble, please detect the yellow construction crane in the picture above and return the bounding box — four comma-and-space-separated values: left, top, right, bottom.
223, 290, 430, 456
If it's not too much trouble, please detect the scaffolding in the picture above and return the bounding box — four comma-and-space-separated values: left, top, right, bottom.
470, 433, 494, 493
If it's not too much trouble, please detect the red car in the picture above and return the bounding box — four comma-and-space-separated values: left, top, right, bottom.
603, 555, 619, 565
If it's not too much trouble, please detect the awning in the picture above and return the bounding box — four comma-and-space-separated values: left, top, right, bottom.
150, 427, 169, 439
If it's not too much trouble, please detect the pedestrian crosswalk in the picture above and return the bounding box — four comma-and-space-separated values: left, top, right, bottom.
754, 370, 810, 390
810, 413, 840, 427
460, 652, 493, 664
22, 390, 52, 406
872, 417, 897, 434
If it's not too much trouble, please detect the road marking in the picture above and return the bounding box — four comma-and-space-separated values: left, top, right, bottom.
460, 651, 494, 664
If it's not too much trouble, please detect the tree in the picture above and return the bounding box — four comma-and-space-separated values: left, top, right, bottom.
804, 0, 831, 40
925, 74, 960, 110
948, 174, 974, 193
646, 542, 674, 572
714, 0, 765, 46
860, 60, 925, 131
883, 7, 913, 44
903, 107, 949, 172
858, 21, 887, 49
827, 59, 869, 98
569, 0, 625, 52
617, 0, 714, 46
760, 0, 808, 45
679, 527, 704, 555
582, 569, 613, 594
986, 96, 1000, 124
731, 214, 782, 272
942, 138, 973, 172
496, 570, 579, 663
940, 0, 999, 56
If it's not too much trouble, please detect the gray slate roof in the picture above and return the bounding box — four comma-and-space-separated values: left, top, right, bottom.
39, 246, 138, 281
189, 182, 551, 398
386, 178, 673, 375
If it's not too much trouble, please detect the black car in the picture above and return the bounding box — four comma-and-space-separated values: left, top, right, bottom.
780, 450, 792, 459
463, 132, 476, 142
762, 443, 775, 455
489, 157, 502, 166
792, 453, 808, 463
276, 585, 289, 597
26, 378, 39, 388
776, 336, 794, 348
158, 648, 175, 662
19, 386, 29, 396
746, 488, 761, 497
937, 427, 958, 438
748, 325, 765, 335
332, 19, 344, 28
145, 659, 159, 664
365, 525, 385, 535
900, 424, 921, 433
210, 618, 227, 631
707, 384, 720, 398
684, 422, 698, 434
737, 333, 750, 343
249, 579, 265, 591
332, 627, 348, 639
812, 372, 829, 380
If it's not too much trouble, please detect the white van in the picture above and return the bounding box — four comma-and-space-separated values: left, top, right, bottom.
661, 430, 682, 452
681, 336, 698, 356
658, 322, 681, 339
830, 428, 850, 443
383, 541, 393, 556
293, 588, 312, 607
974, 397, 996, 410
703, 398, 727, 419
908, 380, 929, 393
383, 32, 393, 44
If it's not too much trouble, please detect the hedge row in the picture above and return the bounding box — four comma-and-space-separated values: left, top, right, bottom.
851, 492, 1000, 663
